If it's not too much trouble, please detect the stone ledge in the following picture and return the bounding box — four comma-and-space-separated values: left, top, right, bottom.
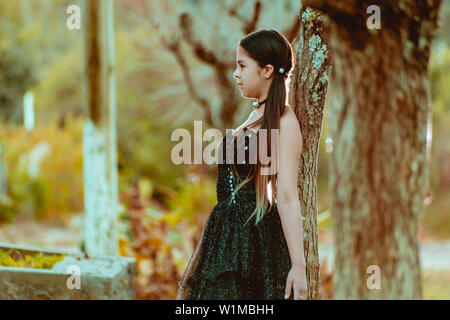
0, 242, 136, 300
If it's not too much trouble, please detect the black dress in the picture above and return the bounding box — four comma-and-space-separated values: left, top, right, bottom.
185, 128, 293, 300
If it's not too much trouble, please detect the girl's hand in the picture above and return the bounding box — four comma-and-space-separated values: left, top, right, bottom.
284, 265, 308, 300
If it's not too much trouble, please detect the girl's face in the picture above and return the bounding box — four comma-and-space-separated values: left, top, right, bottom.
233, 45, 269, 99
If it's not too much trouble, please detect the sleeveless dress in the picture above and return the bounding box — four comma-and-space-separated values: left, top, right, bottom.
185, 128, 293, 300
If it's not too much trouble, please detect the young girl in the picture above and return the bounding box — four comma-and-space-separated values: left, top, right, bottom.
177, 29, 307, 300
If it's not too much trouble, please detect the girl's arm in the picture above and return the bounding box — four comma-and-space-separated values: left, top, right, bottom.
275, 112, 306, 268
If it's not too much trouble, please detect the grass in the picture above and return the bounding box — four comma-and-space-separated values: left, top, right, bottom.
0, 248, 66, 269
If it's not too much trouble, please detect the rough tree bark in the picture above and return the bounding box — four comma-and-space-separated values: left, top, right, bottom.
290, 7, 331, 300
82, 0, 119, 257
302, 0, 442, 299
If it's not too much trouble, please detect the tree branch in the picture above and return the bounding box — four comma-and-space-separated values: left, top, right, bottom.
228, 1, 262, 35
283, 14, 302, 44
179, 12, 240, 127
163, 39, 214, 127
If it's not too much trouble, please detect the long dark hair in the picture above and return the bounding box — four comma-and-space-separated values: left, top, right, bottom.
227, 29, 294, 226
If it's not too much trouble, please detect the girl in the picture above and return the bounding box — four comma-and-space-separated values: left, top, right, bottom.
177, 29, 307, 300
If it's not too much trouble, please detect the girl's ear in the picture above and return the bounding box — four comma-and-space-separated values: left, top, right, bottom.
262, 64, 274, 79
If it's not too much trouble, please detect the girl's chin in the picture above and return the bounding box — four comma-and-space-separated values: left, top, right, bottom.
238, 88, 255, 99
239, 89, 249, 97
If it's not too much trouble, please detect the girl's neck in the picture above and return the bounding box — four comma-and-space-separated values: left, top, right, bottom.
256, 97, 267, 105
253, 100, 266, 112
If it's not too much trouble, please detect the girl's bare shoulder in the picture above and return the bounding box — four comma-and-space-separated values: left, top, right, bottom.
281, 104, 296, 121
280, 104, 301, 137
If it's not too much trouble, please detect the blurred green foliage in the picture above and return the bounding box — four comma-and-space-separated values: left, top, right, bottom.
0, 194, 17, 223
167, 175, 217, 223
0, 119, 84, 222
0, 46, 37, 122
0, 248, 65, 269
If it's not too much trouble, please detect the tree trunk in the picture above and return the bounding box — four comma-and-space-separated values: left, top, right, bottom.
82, 0, 119, 257
302, 0, 442, 299
290, 7, 331, 300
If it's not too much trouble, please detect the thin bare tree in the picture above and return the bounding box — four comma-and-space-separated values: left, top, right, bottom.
82, 0, 120, 257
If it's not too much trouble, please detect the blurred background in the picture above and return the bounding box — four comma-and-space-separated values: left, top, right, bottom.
0, 0, 448, 299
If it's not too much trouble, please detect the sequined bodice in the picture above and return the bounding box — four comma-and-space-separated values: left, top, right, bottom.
216, 128, 258, 203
